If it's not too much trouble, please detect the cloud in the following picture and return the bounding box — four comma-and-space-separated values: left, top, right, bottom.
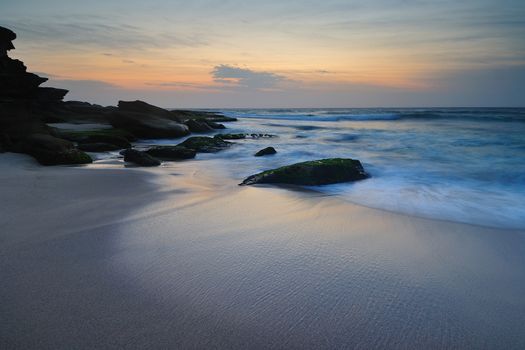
211, 65, 287, 90
1, 16, 207, 53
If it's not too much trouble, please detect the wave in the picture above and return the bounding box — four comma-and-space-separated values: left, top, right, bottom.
220, 108, 525, 123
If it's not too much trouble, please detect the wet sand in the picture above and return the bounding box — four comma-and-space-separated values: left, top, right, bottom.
1, 153, 525, 349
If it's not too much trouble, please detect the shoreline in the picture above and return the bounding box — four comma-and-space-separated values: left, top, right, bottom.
1, 152, 525, 348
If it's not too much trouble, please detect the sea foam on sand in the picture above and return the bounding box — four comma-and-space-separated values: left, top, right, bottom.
1, 153, 525, 349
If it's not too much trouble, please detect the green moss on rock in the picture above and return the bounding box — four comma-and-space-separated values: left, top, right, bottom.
177, 136, 232, 153
240, 158, 369, 186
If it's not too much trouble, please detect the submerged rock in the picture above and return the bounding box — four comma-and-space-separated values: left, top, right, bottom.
215, 133, 276, 140
145, 146, 196, 160
240, 158, 369, 186
254, 147, 277, 157
121, 149, 161, 167
177, 136, 232, 153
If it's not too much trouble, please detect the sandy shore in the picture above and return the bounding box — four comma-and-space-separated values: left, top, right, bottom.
1, 153, 525, 349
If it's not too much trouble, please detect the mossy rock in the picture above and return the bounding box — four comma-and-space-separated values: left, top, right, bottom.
32, 149, 93, 166
240, 158, 369, 186
78, 142, 122, 152
58, 128, 135, 148
177, 136, 232, 153
254, 147, 277, 157
215, 133, 276, 140
145, 146, 196, 160
121, 149, 161, 167
13, 133, 93, 165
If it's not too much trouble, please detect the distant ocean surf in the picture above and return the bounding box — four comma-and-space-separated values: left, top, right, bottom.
158, 108, 525, 229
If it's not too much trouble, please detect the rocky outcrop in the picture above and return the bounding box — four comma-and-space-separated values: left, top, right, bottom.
254, 147, 277, 157
145, 146, 196, 160
177, 136, 232, 153
240, 158, 369, 186
58, 129, 133, 149
12, 134, 92, 165
186, 119, 214, 133
0, 26, 238, 165
121, 149, 161, 167
109, 110, 190, 139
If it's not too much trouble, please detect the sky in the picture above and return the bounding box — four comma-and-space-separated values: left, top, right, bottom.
1, 0, 524, 108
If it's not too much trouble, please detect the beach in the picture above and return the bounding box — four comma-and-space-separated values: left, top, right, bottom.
2, 153, 525, 349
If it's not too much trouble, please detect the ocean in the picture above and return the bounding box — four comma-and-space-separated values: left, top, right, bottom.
167, 107, 525, 229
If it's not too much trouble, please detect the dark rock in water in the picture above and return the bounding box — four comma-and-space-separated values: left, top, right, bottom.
205, 121, 226, 129
145, 146, 196, 160
121, 149, 161, 167
0, 26, 16, 57
77, 142, 122, 152
13, 133, 92, 165
240, 158, 369, 186
109, 111, 190, 139
186, 119, 214, 133
178, 136, 232, 153
215, 133, 276, 140
254, 147, 277, 157
58, 129, 132, 148
171, 110, 237, 123
214, 133, 246, 140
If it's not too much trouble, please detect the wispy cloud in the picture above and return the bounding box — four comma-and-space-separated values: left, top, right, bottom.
211, 65, 288, 90
1, 15, 207, 53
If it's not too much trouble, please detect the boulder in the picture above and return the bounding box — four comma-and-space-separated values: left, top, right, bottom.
186, 119, 214, 133
109, 111, 190, 139
177, 136, 232, 153
254, 147, 277, 157
117, 100, 180, 118
145, 146, 196, 160
13, 133, 92, 165
78, 142, 122, 152
121, 149, 161, 167
205, 121, 226, 129
58, 129, 132, 148
215, 133, 276, 140
240, 158, 369, 186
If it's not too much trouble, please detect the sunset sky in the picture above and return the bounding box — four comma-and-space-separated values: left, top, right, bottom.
2, 0, 524, 107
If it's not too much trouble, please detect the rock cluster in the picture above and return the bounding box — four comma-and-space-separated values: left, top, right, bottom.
0, 26, 237, 165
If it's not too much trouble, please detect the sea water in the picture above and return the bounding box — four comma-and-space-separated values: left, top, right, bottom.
191, 108, 525, 229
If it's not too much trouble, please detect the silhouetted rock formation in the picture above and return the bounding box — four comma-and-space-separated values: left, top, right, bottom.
0, 26, 238, 165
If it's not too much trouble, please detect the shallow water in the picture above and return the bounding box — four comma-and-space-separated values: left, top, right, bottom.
161, 108, 525, 229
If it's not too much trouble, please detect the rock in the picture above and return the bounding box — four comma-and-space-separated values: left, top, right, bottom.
214, 133, 246, 140
186, 119, 214, 133
58, 129, 133, 148
109, 111, 190, 139
215, 133, 276, 140
0, 26, 16, 57
118, 100, 176, 119
121, 149, 161, 167
177, 136, 232, 153
240, 158, 369, 186
170, 110, 237, 123
254, 147, 277, 157
145, 146, 196, 160
77, 142, 122, 152
13, 133, 92, 165
205, 121, 226, 129
35, 87, 69, 102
